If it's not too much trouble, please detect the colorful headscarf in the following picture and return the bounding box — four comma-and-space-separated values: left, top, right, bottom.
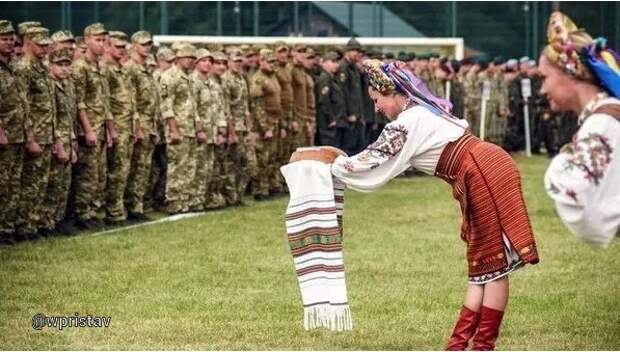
545, 11, 620, 97
363, 59, 454, 119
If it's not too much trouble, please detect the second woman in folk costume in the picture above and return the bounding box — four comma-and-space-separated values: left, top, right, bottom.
290, 60, 539, 350
541, 12, 620, 247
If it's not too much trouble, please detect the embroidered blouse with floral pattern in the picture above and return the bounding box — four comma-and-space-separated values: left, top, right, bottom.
331, 105, 468, 193
544, 94, 620, 247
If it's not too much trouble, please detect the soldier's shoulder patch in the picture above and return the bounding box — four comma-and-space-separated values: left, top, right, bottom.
339, 72, 346, 82
321, 86, 329, 95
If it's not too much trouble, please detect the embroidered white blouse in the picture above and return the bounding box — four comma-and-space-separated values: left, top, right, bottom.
331, 105, 468, 192
544, 94, 620, 247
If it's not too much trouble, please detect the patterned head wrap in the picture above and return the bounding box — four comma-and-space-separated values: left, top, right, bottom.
363, 59, 454, 118
544, 11, 620, 97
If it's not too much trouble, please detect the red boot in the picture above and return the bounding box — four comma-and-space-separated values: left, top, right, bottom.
445, 305, 481, 351
471, 306, 504, 351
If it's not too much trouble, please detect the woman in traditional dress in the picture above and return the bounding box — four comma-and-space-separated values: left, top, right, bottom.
541, 12, 620, 247
290, 59, 539, 350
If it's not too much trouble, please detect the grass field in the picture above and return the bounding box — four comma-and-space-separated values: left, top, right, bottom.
1, 155, 619, 350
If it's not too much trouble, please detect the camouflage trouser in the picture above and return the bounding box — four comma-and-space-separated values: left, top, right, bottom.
0, 144, 23, 235
73, 139, 107, 221
126, 137, 155, 215
105, 133, 134, 221
270, 131, 285, 193
465, 104, 481, 137
15, 144, 52, 235
166, 137, 196, 213
485, 110, 508, 147
244, 133, 258, 195
188, 141, 208, 210
303, 118, 316, 147
206, 144, 227, 209
253, 137, 276, 197
223, 134, 250, 205
40, 141, 72, 230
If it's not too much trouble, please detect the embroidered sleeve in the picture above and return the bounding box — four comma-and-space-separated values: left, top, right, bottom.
331, 121, 414, 192
544, 115, 619, 246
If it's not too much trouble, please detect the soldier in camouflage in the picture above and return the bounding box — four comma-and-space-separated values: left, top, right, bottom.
290, 44, 308, 153
159, 43, 199, 214
0, 20, 29, 243
222, 49, 252, 205
42, 47, 78, 235
101, 31, 135, 224
71, 22, 116, 229
13, 26, 55, 238
249, 49, 281, 201
125, 31, 159, 219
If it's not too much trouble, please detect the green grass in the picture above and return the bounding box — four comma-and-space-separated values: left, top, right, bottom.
1, 155, 619, 350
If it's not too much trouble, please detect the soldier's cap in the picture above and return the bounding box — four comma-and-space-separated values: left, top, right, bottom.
493, 55, 506, 65
293, 43, 307, 53
519, 56, 530, 64
108, 31, 129, 46
207, 43, 224, 52
244, 46, 258, 57
156, 46, 175, 61
274, 40, 289, 52
131, 30, 153, 45
323, 51, 340, 62
17, 21, 41, 36
408, 52, 417, 60
460, 56, 475, 66
528, 59, 537, 67
417, 53, 430, 60
0, 20, 15, 35
384, 52, 394, 60
171, 41, 186, 52
429, 52, 440, 59
212, 51, 228, 62
25, 27, 52, 46
260, 48, 276, 62
75, 36, 87, 49
229, 49, 244, 61
84, 22, 108, 37
345, 37, 363, 52
49, 47, 73, 63
195, 48, 213, 62
397, 51, 409, 61
51, 30, 75, 43
305, 48, 316, 58
506, 58, 518, 69
175, 43, 196, 58
450, 59, 461, 72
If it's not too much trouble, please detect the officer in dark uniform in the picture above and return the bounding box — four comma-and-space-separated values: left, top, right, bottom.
315, 51, 345, 147
336, 37, 364, 155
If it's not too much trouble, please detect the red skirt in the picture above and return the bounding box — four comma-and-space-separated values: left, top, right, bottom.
435, 133, 540, 279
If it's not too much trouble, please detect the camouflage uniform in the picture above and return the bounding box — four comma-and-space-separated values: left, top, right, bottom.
483, 71, 509, 146
102, 32, 135, 222
249, 51, 281, 198
13, 27, 56, 236
125, 31, 160, 216
159, 49, 199, 214
191, 63, 217, 210
274, 48, 294, 160
71, 23, 113, 223
290, 59, 308, 151
462, 69, 481, 136
206, 69, 230, 208
222, 66, 251, 204
42, 49, 76, 231
0, 20, 28, 237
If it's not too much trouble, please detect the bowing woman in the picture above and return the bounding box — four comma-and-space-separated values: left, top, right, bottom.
541, 12, 620, 247
290, 60, 539, 350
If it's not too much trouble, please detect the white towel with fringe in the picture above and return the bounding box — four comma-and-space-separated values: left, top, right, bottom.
281, 160, 353, 331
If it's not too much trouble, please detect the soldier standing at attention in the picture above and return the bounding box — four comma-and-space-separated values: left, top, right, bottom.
191, 49, 216, 211
0, 20, 29, 244
43, 47, 77, 236
315, 51, 345, 147
302, 48, 316, 148
290, 44, 308, 151
159, 43, 199, 214
102, 31, 135, 225
125, 31, 159, 220
222, 49, 252, 205
249, 49, 281, 201
146, 45, 175, 211
13, 26, 55, 239
273, 42, 295, 159
336, 37, 364, 155
71, 23, 116, 230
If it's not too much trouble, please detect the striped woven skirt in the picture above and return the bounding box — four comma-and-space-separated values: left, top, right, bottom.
434, 133, 540, 283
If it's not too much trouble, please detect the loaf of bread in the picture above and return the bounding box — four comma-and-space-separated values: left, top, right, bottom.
289, 146, 347, 164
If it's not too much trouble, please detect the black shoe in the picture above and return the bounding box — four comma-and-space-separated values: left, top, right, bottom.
0, 233, 18, 246
74, 219, 92, 231
37, 228, 51, 238
254, 194, 269, 201
88, 219, 105, 230
105, 217, 125, 226
56, 221, 80, 236
128, 212, 151, 222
